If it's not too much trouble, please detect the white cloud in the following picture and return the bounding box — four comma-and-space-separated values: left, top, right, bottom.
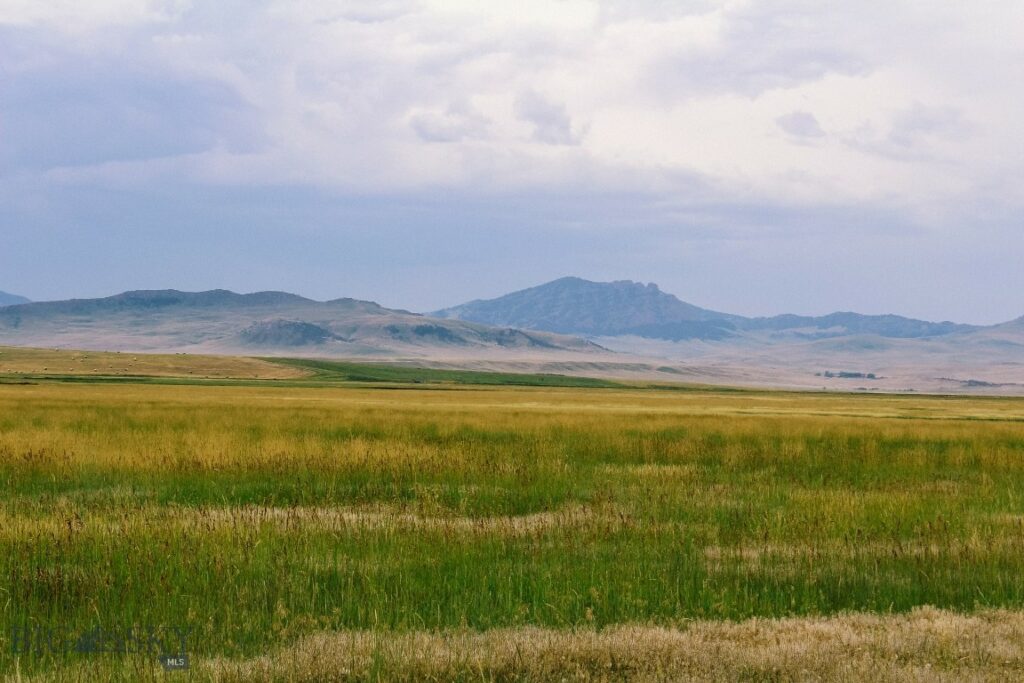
514, 91, 582, 146
409, 102, 490, 143
776, 111, 825, 139
0, 0, 188, 31
3, 1, 1023, 218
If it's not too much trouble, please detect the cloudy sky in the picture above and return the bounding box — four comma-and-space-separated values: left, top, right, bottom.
1, 1, 1022, 323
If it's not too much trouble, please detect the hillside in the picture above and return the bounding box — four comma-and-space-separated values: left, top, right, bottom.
433, 277, 741, 340
0, 289, 601, 358
0, 291, 29, 307
740, 311, 974, 339
1, 284, 1019, 393
434, 277, 978, 341
430, 277, 1024, 393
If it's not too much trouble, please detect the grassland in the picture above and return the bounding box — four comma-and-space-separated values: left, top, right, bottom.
0, 347, 623, 389
0, 347, 309, 380
1, 350, 1024, 680
272, 357, 625, 388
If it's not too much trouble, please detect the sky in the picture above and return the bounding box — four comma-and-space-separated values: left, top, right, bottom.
1, 1, 1022, 324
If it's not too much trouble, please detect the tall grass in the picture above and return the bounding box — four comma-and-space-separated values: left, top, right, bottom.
1, 382, 1023, 677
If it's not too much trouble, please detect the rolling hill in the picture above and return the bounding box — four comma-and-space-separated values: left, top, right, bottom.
0, 289, 601, 358
0, 291, 29, 307
433, 277, 978, 341
431, 277, 1024, 393
433, 277, 741, 340
1, 283, 1020, 393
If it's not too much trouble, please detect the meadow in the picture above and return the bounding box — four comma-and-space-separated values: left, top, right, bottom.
1, 350, 1024, 680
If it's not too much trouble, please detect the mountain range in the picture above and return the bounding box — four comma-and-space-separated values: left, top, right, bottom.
432, 277, 978, 341
1, 280, 1021, 393
431, 277, 1024, 393
0, 289, 598, 358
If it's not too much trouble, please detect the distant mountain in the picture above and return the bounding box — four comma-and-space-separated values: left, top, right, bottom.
0, 289, 600, 357
996, 315, 1024, 329
740, 312, 974, 339
433, 277, 741, 340
1, 284, 1020, 393
5, 289, 311, 315
433, 277, 979, 341
239, 319, 345, 347
0, 291, 29, 307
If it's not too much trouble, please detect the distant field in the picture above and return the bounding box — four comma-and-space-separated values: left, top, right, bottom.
272, 357, 625, 388
2, 353, 1024, 679
0, 346, 310, 380
0, 346, 623, 389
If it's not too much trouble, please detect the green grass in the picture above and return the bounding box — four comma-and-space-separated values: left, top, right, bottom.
1, 381, 1024, 676
269, 357, 624, 387
0, 352, 625, 390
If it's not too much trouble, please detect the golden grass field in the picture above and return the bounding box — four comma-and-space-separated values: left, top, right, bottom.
2, 348, 1024, 680
0, 346, 310, 379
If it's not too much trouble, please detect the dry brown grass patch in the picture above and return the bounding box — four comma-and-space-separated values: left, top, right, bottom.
198, 607, 1024, 682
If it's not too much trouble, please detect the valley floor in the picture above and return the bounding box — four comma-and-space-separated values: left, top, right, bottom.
2, 350, 1024, 680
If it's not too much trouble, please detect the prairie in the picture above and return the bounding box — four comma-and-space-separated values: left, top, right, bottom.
0, 346, 310, 380
1, 354, 1023, 680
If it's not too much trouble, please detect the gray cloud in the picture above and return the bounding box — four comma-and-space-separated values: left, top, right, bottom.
646, 5, 870, 101
1, 179, 1019, 324
0, 2, 1021, 324
776, 111, 825, 139
0, 29, 264, 173
514, 91, 581, 146
410, 102, 490, 143
846, 103, 973, 162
